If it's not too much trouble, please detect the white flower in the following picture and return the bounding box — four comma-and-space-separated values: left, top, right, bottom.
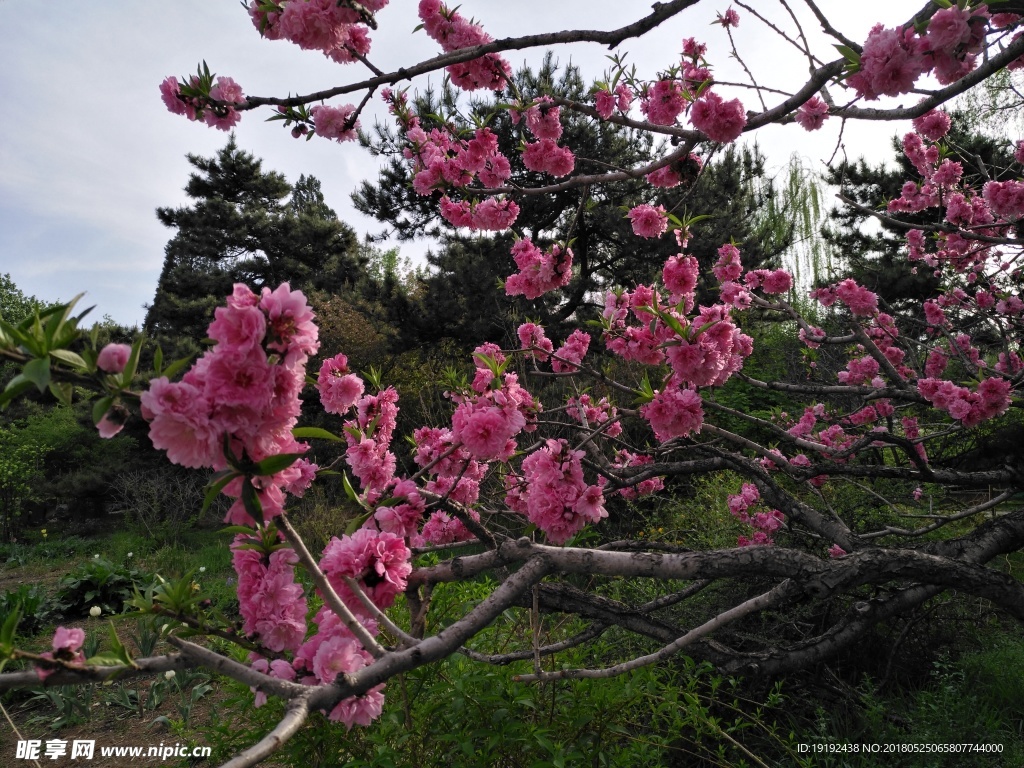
127, 552, 133, 558
165, 670, 176, 680
199, 566, 206, 573
94, 554, 100, 559
89, 606, 102, 618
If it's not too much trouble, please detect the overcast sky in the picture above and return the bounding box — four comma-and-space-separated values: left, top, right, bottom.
0, 1, 907, 327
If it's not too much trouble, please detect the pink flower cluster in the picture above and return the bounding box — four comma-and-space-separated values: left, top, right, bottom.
439, 195, 521, 231
566, 394, 622, 437
412, 425, 488, 543
522, 138, 576, 177
406, 123, 513, 197
917, 376, 1012, 427
726, 483, 784, 546
640, 386, 704, 442
160, 75, 245, 131
690, 91, 746, 143
517, 322, 554, 362
641, 79, 686, 126
344, 387, 400, 500
318, 353, 365, 415
506, 439, 606, 544
666, 305, 752, 388
451, 362, 532, 461
288, 608, 383, 728
811, 279, 879, 317
593, 83, 633, 120
551, 330, 591, 373
320, 528, 412, 613
663, 254, 699, 301
418, 0, 511, 91
311, 104, 360, 142
628, 204, 669, 239
795, 96, 829, 131
233, 538, 307, 653
521, 96, 563, 141
849, 9, 988, 101
505, 238, 573, 299
140, 283, 318, 526
248, 0, 384, 64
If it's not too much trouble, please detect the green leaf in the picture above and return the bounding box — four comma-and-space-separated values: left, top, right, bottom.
241, 479, 263, 522
49, 349, 87, 369
0, 605, 21, 647
252, 452, 304, 476
292, 426, 343, 442
49, 381, 73, 406
93, 396, 114, 426
834, 44, 861, 65
119, 337, 144, 387
203, 470, 241, 514
341, 471, 360, 504
345, 510, 373, 535
22, 356, 51, 393
161, 355, 194, 381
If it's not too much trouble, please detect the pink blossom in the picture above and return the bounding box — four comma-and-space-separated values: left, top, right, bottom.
663, 254, 699, 297
509, 439, 607, 544
848, 24, 929, 100
260, 283, 319, 364
717, 8, 740, 27
505, 238, 573, 300
205, 77, 244, 131
318, 354, 365, 415
524, 97, 563, 141
762, 270, 793, 294
795, 96, 829, 131
594, 89, 615, 119
311, 104, 360, 143
521, 139, 575, 177
647, 165, 683, 188
517, 322, 554, 362
321, 529, 412, 612
912, 109, 952, 141
471, 197, 520, 230
689, 91, 746, 143
641, 79, 686, 126
97, 343, 131, 373
713, 243, 743, 282
628, 204, 668, 239
925, 6, 973, 54
640, 387, 704, 442
159, 76, 193, 119
551, 330, 591, 373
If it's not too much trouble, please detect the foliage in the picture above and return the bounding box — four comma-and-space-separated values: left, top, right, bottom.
54, 557, 156, 617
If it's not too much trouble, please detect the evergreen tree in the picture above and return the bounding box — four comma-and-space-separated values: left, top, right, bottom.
145, 137, 363, 342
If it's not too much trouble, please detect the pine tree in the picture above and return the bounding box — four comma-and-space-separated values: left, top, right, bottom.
145, 137, 362, 342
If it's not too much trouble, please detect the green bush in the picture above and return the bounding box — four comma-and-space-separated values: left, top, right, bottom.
54, 557, 156, 617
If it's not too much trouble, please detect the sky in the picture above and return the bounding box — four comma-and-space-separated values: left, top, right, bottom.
0, 1, 910, 328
